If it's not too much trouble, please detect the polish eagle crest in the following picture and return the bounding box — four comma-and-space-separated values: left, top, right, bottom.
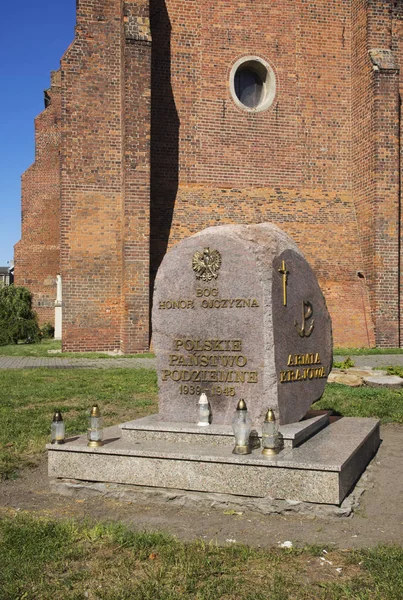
192, 247, 222, 281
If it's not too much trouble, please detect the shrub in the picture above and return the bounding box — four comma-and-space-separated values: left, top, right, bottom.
333, 356, 355, 369
0, 286, 41, 346
41, 322, 55, 339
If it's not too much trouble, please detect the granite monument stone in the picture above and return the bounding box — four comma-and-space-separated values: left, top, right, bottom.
152, 223, 332, 427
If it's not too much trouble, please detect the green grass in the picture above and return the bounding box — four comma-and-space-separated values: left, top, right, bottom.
0, 368, 158, 479
334, 347, 403, 355
0, 339, 155, 359
0, 514, 402, 600
1, 365, 403, 479
4, 340, 403, 360
315, 383, 403, 423
0, 339, 63, 356
4, 340, 403, 359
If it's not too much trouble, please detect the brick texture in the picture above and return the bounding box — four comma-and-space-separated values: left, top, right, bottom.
15, 0, 403, 349
151, 0, 374, 348
14, 70, 61, 325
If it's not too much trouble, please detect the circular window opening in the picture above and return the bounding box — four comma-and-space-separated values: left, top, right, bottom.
235, 65, 264, 109
230, 57, 276, 112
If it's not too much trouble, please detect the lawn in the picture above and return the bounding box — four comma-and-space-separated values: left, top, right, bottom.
0, 339, 64, 356
5, 339, 403, 359
334, 347, 403, 355
0, 368, 158, 479
0, 370, 402, 597
1, 366, 402, 480
0, 339, 154, 359
315, 383, 403, 424
0, 514, 401, 600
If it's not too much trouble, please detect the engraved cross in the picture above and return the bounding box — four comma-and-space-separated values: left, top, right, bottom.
278, 260, 289, 306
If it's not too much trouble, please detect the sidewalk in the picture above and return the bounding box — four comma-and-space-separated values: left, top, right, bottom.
0, 356, 156, 370
333, 354, 403, 368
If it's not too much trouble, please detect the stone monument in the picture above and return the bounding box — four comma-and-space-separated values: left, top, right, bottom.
47, 223, 380, 507
152, 223, 332, 427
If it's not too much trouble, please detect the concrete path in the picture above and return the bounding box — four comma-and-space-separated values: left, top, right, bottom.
0, 357, 156, 370
333, 354, 403, 368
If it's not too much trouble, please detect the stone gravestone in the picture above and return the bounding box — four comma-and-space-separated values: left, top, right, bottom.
153, 223, 332, 427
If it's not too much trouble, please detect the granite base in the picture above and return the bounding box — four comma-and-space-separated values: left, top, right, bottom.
120, 410, 330, 449
47, 416, 380, 506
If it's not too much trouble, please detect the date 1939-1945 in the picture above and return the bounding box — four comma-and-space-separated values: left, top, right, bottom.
179, 385, 236, 396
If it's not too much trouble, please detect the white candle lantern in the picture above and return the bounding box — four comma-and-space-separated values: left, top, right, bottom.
261, 408, 282, 456
51, 411, 65, 444
232, 399, 252, 455
197, 393, 211, 426
87, 404, 103, 447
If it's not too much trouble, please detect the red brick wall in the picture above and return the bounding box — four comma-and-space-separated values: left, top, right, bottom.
14, 70, 61, 325
371, 66, 400, 347
18, 0, 403, 349
151, 0, 375, 347
354, 1, 403, 347
121, 0, 151, 352
392, 5, 403, 345
352, 0, 377, 347
60, 0, 125, 352
60, 0, 151, 352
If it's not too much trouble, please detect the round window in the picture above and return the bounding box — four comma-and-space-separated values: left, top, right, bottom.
230, 57, 276, 112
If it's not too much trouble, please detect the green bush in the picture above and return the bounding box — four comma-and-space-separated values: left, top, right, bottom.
0, 285, 41, 346
333, 356, 355, 369
385, 365, 403, 378
41, 322, 55, 339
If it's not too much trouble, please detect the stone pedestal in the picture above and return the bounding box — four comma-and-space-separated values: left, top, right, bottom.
47, 414, 380, 506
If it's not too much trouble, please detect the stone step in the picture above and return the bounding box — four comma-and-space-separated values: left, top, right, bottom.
47, 417, 380, 505
119, 411, 330, 449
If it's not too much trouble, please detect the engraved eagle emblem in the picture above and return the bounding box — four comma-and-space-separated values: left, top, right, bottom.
192, 247, 222, 281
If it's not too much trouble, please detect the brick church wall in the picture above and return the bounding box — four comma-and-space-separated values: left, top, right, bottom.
151, 0, 375, 347
358, 1, 402, 347
392, 4, 403, 345
16, 0, 403, 350
351, 0, 377, 347
60, 0, 151, 352
121, 0, 152, 353
60, 0, 125, 352
14, 70, 61, 325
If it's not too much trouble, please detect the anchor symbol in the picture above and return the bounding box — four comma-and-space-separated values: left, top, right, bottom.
295, 300, 314, 337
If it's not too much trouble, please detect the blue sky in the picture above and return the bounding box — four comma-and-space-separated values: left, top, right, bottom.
0, 1, 76, 266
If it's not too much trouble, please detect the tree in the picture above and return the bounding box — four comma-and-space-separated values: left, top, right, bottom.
0, 285, 41, 345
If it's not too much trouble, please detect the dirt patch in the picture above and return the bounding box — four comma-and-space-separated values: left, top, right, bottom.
1, 424, 402, 549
